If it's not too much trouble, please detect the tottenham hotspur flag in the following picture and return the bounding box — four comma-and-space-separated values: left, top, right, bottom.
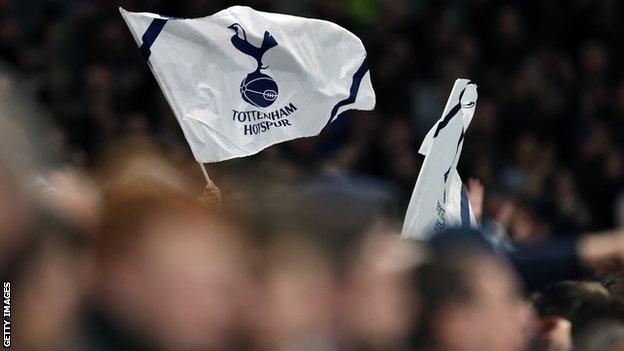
402, 79, 478, 240
120, 6, 375, 162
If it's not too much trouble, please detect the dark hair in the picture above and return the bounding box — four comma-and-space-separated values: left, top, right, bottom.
603, 273, 624, 301
533, 281, 610, 320
409, 250, 483, 349
533, 280, 624, 338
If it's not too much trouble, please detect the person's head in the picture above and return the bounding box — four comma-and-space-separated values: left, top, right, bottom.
532, 281, 610, 350
534, 281, 611, 321
255, 230, 336, 351
0, 162, 34, 270
253, 176, 402, 351
604, 273, 624, 302
13, 213, 89, 351
339, 229, 425, 351
93, 187, 250, 351
412, 243, 528, 351
533, 280, 624, 347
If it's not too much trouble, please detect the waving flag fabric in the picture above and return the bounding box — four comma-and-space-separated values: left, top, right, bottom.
402, 79, 478, 240
120, 6, 375, 162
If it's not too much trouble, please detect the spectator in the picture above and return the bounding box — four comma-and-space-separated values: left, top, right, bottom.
87, 185, 252, 351
410, 241, 529, 351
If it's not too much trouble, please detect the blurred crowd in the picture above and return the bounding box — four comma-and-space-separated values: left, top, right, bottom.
4, 0, 624, 350
4, 0, 624, 239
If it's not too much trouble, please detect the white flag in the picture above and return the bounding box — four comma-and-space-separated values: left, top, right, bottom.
120, 6, 375, 163
401, 79, 478, 240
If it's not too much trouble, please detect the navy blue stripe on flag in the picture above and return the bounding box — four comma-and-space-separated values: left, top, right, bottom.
460, 185, 470, 228
433, 103, 460, 138
325, 56, 369, 127
442, 129, 466, 184
433, 81, 474, 138
139, 18, 168, 59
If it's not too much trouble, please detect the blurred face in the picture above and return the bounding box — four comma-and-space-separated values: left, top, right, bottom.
342, 232, 421, 350
440, 257, 528, 351
106, 212, 249, 351
16, 239, 86, 351
257, 237, 335, 350
0, 171, 31, 269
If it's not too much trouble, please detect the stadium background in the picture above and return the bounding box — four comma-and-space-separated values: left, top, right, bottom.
3, 0, 624, 241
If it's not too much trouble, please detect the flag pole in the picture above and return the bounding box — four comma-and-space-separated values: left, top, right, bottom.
198, 162, 211, 183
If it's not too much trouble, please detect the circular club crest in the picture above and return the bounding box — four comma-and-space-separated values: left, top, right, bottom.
239, 71, 279, 108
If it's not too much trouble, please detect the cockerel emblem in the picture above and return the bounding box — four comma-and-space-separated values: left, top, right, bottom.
228, 23, 279, 108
